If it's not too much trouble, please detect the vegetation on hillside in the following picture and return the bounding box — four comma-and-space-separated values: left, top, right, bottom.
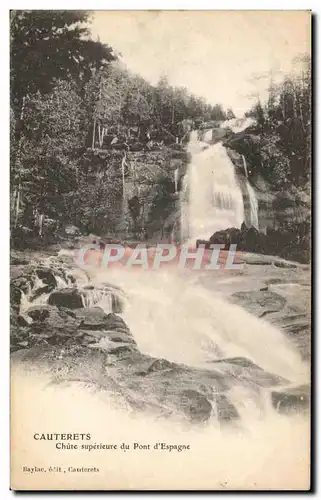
244, 54, 311, 190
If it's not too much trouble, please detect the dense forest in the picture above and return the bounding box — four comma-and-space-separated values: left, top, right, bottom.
244, 54, 311, 190
10, 10, 311, 249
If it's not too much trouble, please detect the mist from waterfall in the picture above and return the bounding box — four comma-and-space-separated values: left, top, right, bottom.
183, 131, 245, 241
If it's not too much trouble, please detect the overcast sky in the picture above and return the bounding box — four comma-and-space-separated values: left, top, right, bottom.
90, 11, 310, 116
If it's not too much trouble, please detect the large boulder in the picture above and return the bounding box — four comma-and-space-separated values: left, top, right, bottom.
209, 227, 241, 248
48, 288, 83, 309
230, 224, 265, 253
211, 357, 287, 387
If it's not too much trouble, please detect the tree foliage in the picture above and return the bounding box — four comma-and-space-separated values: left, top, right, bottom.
245, 54, 311, 188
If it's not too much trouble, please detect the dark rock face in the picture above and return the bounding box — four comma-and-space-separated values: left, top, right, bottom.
11, 260, 72, 303
79, 286, 124, 313
271, 385, 310, 415
209, 227, 241, 247
26, 305, 51, 322
10, 284, 22, 312
231, 290, 286, 317
11, 342, 237, 424
209, 357, 287, 390
11, 254, 241, 425
36, 268, 57, 289
48, 289, 83, 309
207, 222, 310, 263
214, 394, 239, 422
208, 225, 265, 253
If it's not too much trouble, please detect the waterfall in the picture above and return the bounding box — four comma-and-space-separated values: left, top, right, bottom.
184, 131, 244, 241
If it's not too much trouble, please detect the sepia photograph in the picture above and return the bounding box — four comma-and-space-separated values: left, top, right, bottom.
10, 9, 311, 491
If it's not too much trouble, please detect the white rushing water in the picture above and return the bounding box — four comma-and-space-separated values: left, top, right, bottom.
87, 267, 307, 385
184, 131, 245, 241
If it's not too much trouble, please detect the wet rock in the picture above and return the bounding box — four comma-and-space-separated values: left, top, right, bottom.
48, 289, 83, 309
80, 286, 124, 313
11, 338, 237, 424
273, 261, 298, 269
271, 385, 310, 414
26, 305, 51, 322
11, 307, 30, 328
214, 357, 262, 369
209, 227, 241, 248
180, 390, 212, 423
105, 331, 136, 345
10, 252, 31, 265
214, 394, 239, 422
11, 345, 107, 383
80, 329, 136, 347
231, 289, 286, 317
73, 308, 121, 331
25, 306, 82, 347
10, 284, 22, 312
111, 294, 123, 313
211, 357, 287, 388
10, 265, 27, 281
239, 226, 266, 253
103, 313, 130, 333
11, 262, 71, 307
35, 268, 57, 289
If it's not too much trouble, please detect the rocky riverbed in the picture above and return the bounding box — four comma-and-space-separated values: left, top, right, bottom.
10, 247, 311, 426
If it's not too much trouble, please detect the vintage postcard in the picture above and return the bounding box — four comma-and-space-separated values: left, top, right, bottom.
10, 10, 311, 490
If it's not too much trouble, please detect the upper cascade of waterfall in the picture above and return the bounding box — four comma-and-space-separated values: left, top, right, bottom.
183, 131, 245, 241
